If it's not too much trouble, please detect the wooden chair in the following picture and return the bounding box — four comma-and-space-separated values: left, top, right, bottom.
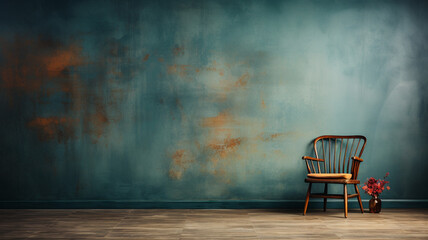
302, 135, 366, 218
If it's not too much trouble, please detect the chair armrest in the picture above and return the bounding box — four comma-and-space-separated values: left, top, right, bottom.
351, 156, 363, 179
302, 156, 325, 162
351, 156, 364, 162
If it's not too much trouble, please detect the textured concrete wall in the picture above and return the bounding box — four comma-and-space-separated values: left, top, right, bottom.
0, 0, 427, 203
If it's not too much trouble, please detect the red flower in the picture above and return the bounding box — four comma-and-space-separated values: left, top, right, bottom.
368, 177, 376, 184
361, 173, 391, 197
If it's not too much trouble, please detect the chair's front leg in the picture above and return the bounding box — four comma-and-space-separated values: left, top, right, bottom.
354, 184, 364, 213
303, 183, 312, 215
344, 184, 348, 218
323, 183, 328, 212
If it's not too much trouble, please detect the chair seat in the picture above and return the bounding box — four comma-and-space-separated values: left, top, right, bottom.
305, 177, 360, 184
307, 173, 352, 179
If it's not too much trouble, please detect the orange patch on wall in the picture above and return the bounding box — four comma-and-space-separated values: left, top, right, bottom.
200, 110, 244, 181
261, 94, 266, 109
257, 132, 298, 142
235, 72, 250, 87
169, 149, 194, 180
270, 133, 286, 140
202, 136, 244, 184
205, 66, 225, 77
169, 169, 183, 180
0, 36, 124, 144
208, 137, 242, 158
0, 38, 85, 94
83, 100, 110, 142
44, 44, 84, 76
27, 117, 77, 143
172, 150, 186, 165
201, 111, 237, 128
143, 54, 150, 61
167, 64, 190, 78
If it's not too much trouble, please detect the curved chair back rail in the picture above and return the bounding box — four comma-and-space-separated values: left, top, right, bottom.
304, 135, 366, 179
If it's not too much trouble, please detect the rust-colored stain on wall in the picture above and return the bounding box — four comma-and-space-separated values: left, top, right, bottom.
208, 137, 242, 158
204, 61, 225, 76
27, 117, 77, 143
256, 132, 298, 142
0, 36, 126, 143
44, 45, 84, 75
83, 100, 110, 142
234, 72, 250, 87
261, 94, 267, 109
201, 111, 238, 128
0, 37, 84, 95
143, 54, 150, 61
169, 149, 194, 180
167, 64, 190, 78
1, 33, 284, 187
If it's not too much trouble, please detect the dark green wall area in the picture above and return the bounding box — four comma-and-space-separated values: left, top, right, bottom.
0, 0, 427, 208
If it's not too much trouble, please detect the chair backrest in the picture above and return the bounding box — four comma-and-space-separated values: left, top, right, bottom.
307, 135, 367, 176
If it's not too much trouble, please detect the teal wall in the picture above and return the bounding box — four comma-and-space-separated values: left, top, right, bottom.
0, 0, 427, 206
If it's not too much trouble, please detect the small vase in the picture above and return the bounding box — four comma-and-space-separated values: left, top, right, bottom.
369, 196, 382, 213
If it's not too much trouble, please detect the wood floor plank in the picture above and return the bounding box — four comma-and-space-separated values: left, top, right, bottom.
0, 209, 426, 239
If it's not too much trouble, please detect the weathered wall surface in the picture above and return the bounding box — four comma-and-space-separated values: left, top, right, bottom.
0, 0, 427, 203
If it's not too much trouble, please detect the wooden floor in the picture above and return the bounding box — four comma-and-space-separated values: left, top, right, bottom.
0, 209, 427, 239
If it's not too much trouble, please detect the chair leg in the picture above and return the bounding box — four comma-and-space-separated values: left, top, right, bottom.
303, 183, 312, 215
354, 184, 364, 213
344, 184, 348, 218
323, 183, 328, 212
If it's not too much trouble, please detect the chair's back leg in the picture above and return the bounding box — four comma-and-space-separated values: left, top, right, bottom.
303, 183, 312, 215
344, 184, 348, 218
323, 183, 328, 212
354, 184, 364, 213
